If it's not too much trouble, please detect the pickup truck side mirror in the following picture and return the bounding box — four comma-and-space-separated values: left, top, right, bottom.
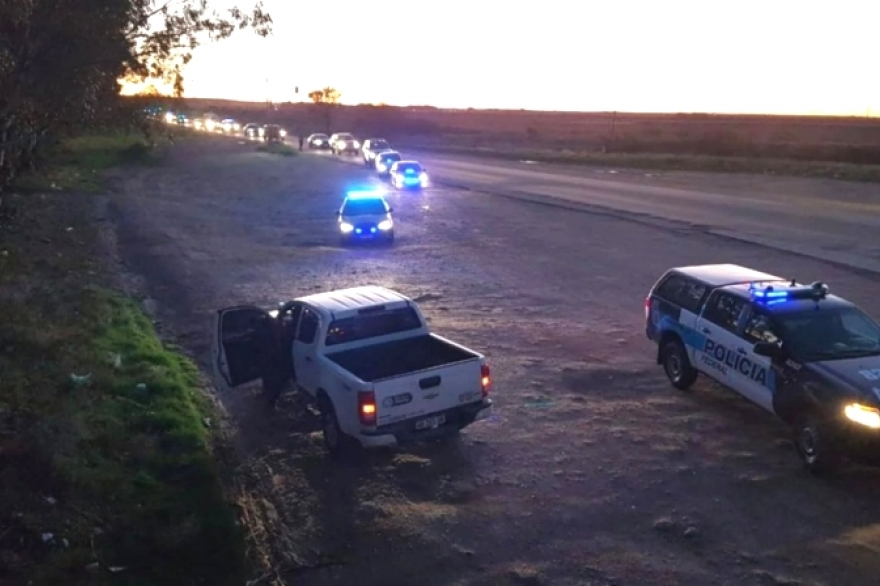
753, 341, 783, 359
335, 211, 341, 216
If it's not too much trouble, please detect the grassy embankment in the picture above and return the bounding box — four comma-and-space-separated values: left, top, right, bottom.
0, 130, 246, 585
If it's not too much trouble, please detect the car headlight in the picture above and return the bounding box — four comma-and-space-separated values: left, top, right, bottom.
419, 172, 428, 183
340, 222, 354, 233
234, 124, 240, 131
377, 163, 387, 171
378, 219, 393, 230
845, 403, 880, 428
352, 141, 360, 149
280, 130, 287, 137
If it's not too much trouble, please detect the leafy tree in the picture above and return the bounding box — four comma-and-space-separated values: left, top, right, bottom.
308, 87, 342, 104
0, 0, 273, 196
307, 87, 341, 132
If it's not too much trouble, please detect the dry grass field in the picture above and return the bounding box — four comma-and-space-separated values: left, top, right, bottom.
149, 97, 880, 178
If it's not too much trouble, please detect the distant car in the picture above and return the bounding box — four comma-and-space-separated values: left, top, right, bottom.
374, 150, 402, 176
390, 161, 429, 190
241, 123, 260, 138
308, 133, 331, 149
221, 119, 241, 134
262, 124, 286, 143
330, 133, 359, 155
336, 191, 394, 245
176, 113, 190, 127
361, 139, 391, 166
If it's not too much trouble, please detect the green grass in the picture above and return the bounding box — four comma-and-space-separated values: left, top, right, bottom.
404, 142, 880, 182
12, 129, 185, 193
0, 131, 247, 585
255, 142, 298, 157
0, 285, 246, 585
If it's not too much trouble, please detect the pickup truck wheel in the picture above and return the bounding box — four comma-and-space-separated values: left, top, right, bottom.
661, 338, 697, 390
320, 402, 358, 459
794, 416, 841, 475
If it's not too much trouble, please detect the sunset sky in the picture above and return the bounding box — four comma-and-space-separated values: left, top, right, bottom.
175, 0, 879, 115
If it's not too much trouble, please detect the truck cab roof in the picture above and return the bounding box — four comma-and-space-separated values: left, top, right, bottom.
671, 263, 782, 287
297, 286, 411, 320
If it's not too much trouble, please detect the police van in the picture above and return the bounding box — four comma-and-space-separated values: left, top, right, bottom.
646, 263, 880, 475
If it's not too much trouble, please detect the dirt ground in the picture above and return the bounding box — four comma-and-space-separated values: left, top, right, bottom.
105, 136, 880, 585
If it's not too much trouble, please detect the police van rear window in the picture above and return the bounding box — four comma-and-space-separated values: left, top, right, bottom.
654, 274, 708, 313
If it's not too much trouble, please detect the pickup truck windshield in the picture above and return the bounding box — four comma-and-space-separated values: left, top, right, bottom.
778, 307, 880, 361
325, 306, 422, 346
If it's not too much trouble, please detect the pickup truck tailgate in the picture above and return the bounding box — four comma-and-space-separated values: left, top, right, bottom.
373, 359, 483, 427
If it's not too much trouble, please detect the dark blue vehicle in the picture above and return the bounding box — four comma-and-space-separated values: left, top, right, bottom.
646, 263, 880, 475
336, 191, 394, 245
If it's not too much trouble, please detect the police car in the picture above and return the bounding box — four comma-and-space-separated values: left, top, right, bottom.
390, 161, 429, 189
336, 191, 394, 245
375, 151, 402, 176
646, 263, 880, 475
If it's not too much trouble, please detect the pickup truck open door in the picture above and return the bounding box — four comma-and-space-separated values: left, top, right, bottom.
213, 306, 274, 387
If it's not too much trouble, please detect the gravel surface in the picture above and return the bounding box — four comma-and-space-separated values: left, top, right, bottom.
108, 136, 880, 586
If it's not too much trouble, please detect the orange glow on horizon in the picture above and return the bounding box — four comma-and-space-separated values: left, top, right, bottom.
134, 0, 880, 116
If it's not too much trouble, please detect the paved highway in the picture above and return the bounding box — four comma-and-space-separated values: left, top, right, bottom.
316, 145, 880, 273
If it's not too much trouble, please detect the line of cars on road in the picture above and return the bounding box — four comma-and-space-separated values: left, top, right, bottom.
159, 109, 288, 143
308, 132, 430, 190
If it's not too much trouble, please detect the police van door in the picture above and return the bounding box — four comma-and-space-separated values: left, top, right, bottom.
694, 291, 757, 402
737, 306, 779, 414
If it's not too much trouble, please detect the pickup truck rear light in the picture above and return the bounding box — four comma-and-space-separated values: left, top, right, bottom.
358, 390, 377, 425
481, 364, 491, 397
645, 295, 651, 321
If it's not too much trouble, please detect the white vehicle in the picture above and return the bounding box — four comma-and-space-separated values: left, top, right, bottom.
213, 286, 494, 458
329, 132, 359, 155
361, 138, 391, 165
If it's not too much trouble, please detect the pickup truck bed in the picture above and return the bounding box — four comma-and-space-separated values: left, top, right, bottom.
325, 334, 478, 382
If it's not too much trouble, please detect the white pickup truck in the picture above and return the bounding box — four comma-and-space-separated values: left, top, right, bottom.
213, 286, 494, 457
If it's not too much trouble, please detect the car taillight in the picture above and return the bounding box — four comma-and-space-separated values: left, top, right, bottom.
480, 364, 491, 398
358, 390, 377, 425
645, 295, 651, 320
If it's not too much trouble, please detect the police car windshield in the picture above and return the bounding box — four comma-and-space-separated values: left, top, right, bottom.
397, 163, 422, 173
371, 141, 389, 149
777, 307, 880, 361
382, 153, 401, 161
343, 198, 387, 216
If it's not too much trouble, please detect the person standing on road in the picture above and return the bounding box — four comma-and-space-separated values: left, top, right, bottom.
298, 134, 304, 151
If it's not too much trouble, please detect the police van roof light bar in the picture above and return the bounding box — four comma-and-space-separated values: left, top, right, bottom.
748, 281, 828, 302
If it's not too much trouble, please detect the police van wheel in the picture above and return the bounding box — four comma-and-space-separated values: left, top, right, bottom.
794, 417, 841, 475
661, 339, 697, 390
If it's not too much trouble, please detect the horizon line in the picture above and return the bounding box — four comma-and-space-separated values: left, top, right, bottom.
130, 96, 878, 120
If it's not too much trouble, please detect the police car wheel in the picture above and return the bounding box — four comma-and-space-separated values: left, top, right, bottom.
794, 417, 841, 475
661, 339, 697, 390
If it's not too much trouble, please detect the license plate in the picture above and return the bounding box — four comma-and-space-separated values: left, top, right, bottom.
415, 414, 446, 430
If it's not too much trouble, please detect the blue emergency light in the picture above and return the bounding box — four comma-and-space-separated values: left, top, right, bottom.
347, 189, 384, 199
749, 281, 828, 302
